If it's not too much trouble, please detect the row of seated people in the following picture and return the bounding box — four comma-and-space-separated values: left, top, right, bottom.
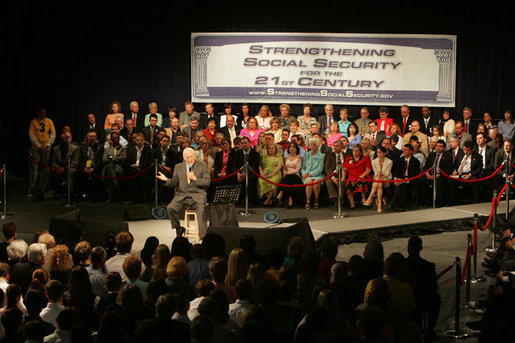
0, 220, 441, 342
33, 113, 515, 212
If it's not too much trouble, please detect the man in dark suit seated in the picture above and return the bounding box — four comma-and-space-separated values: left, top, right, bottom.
80, 113, 104, 144
120, 118, 140, 144
419, 106, 440, 136
102, 132, 127, 203
125, 132, 153, 203
153, 134, 178, 202
424, 139, 453, 207
127, 100, 145, 130
76, 131, 103, 201
493, 139, 515, 193
142, 114, 161, 148
157, 148, 211, 238
218, 115, 241, 148
475, 132, 496, 201
199, 103, 220, 130
390, 144, 420, 211
366, 121, 386, 149
406, 236, 440, 341
233, 136, 260, 206
381, 136, 402, 161
448, 140, 483, 203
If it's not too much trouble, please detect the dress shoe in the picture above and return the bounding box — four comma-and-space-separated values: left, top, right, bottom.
486, 250, 498, 259
484, 270, 497, 278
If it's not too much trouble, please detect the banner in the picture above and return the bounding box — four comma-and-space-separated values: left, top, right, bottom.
191, 33, 456, 107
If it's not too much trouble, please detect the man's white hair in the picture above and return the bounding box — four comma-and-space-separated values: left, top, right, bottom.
27, 243, 47, 264
6, 239, 28, 260
183, 147, 195, 157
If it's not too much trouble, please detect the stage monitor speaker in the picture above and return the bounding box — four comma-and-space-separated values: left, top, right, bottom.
207, 217, 314, 256
124, 205, 152, 221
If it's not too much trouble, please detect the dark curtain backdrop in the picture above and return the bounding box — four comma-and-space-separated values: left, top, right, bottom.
2, 1, 514, 172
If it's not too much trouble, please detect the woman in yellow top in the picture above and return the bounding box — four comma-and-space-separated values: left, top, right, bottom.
104, 101, 124, 130
259, 144, 284, 206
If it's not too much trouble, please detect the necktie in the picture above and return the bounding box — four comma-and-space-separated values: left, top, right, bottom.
133, 114, 136, 122
336, 154, 340, 166
402, 118, 407, 137
435, 153, 440, 173
229, 128, 235, 147
452, 150, 456, 163
150, 128, 154, 145
405, 159, 409, 176
465, 121, 468, 133
372, 133, 376, 146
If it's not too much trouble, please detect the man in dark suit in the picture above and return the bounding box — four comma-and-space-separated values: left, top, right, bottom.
462, 107, 478, 136
424, 139, 453, 207
406, 236, 440, 341
233, 136, 260, 206
419, 106, 440, 136
448, 140, 483, 204
120, 118, 140, 144
324, 140, 346, 203
157, 148, 211, 238
218, 115, 241, 148
199, 103, 220, 130
125, 132, 153, 203
390, 144, 421, 211
475, 132, 496, 201
394, 105, 420, 138
128, 101, 145, 130
381, 137, 402, 161
142, 114, 161, 147
317, 104, 336, 135
367, 121, 386, 149
76, 131, 103, 201
493, 139, 515, 192
153, 134, 177, 203
81, 113, 104, 143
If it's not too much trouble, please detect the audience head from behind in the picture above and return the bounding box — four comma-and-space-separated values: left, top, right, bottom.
6, 239, 28, 262
37, 232, 56, 250
320, 237, 338, 263
117, 283, 144, 310
2, 221, 17, 242
104, 272, 122, 295
202, 232, 226, 260
115, 231, 134, 254
363, 239, 384, 264
55, 306, 84, 331
29, 268, 50, 292
46, 279, 65, 303
247, 263, 265, 289
27, 243, 47, 266
209, 257, 228, 283
24, 288, 47, 316
383, 252, 407, 279
140, 236, 159, 268
197, 296, 218, 321
90, 246, 107, 268
74, 240, 91, 265
286, 236, 305, 262
67, 266, 93, 295
150, 244, 171, 280
226, 248, 248, 286
5, 283, 22, 308
48, 245, 73, 272
167, 256, 189, 280
123, 255, 143, 282
69, 221, 85, 243
330, 262, 348, 285
32, 229, 48, 244
191, 243, 207, 261
256, 279, 281, 307
235, 279, 253, 302
171, 236, 192, 262
24, 320, 46, 343
155, 293, 176, 320
357, 305, 386, 340
407, 235, 423, 257
267, 248, 284, 270
348, 254, 365, 276
191, 315, 214, 343
0, 308, 23, 337
365, 278, 391, 305
195, 279, 216, 298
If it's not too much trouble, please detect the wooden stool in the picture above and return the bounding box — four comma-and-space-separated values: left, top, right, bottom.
184, 206, 200, 243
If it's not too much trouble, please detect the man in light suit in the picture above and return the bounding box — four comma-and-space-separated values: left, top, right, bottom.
318, 104, 336, 135
157, 148, 211, 238
353, 107, 374, 135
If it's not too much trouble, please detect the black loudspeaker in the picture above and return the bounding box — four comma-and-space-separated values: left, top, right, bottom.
49, 218, 128, 247
123, 205, 152, 221
207, 217, 314, 255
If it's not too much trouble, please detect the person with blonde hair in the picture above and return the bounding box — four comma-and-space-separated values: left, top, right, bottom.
48, 245, 73, 287
225, 248, 248, 286
165, 256, 195, 301
279, 103, 295, 130
256, 105, 273, 131
259, 144, 284, 206
104, 101, 124, 130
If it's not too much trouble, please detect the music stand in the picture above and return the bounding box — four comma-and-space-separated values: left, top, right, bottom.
210, 184, 241, 227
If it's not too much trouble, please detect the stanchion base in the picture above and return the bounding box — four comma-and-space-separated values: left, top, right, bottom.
333, 214, 349, 219
64, 203, 77, 208
485, 248, 497, 253
443, 330, 473, 339
471, 277, 486, 283
239, 210, 255, 216
0, 213, 14, 221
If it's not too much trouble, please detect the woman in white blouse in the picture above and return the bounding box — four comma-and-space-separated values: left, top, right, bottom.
363, 146, 392, 212
256, 105, 273, 131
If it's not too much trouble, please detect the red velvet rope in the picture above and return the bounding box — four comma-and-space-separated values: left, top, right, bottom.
250, 168, 335, 188
439, 162, 504, 183
74, 163, 154, 180
211, 168, 242, 183
436, 263, 454, 280
461, 245, 472, 285
356, 168, 433, 183
29, 154, 65, 175
473, 222, 478, 254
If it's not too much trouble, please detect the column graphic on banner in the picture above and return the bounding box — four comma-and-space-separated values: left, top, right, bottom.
434, 49, 454, 102
193, 47, 211, 97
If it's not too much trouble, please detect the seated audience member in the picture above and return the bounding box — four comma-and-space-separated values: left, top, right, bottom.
10, 243, 47, 296
162, 106, 179, 129
225, 248, 248, 287
277, 128, 291, 152
37, 233, 56, 272
96, 272, 122, 315
76, 130, 103, 201
104, 123, 128, 148
406, 236, 440, 340
301, 137, 325, 210
120, 117, 139, 143
144, 102, 163, 127
342, 144, 372, 209
326, 121, 343, 148
218, 114, 240, 148
363, 239, 384, 283
338, 256, 367, 319
239, 234, 267, 268
0, 308, 24, 342
182, 117, 201, 143
448, 140, 483, 203
197, 295, 240, 342
140, 237, 161, 276
268, 117, 282, 143
48, 245, 73, 288
0, 263, 10, 307
141, 244, 170, 282
239, 117, 263, 148
411, 140, 426, 171
213, 137, 236, 184
179, 101, 201, 129
153, 294, 190, 342
403, 120, 429, 154
283, 236, 305, 272
318, 237, 339, 281
304, 122, 321, 144
104, 231, 134, 283
165, 256, 195, 302
104, 101, 124, 131
424, 139, 453, 207
363, 146, 393, 212
0, 284, 28, 335
171, 293, 191, 325
0, 222, 17, 263
390, 144, 421, 211
40, 280, 65, 329
188, 279, 216, 321
256, 105, 273, 131
209, 257, 237, 304
28, 268, 50, 293
63, 266, 99, 330
142, 113, 161, 148
102, 131, 127, 203
86, 246, 107, 299
347, 122, 363, 150
278, 103, 295, 130
5, 239, 28, 270
123, 256, 148, 299
23, 289, 55, 336
188, 244, 210, 287
201, 117, 218, 146
81, 113, 105, 143
258, 144, 283, 207
125, 132, 153, 203
38, 132, 78, 199
265, 249, 284, 282
73, 240, 91, 267
276, 142, 303, 208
